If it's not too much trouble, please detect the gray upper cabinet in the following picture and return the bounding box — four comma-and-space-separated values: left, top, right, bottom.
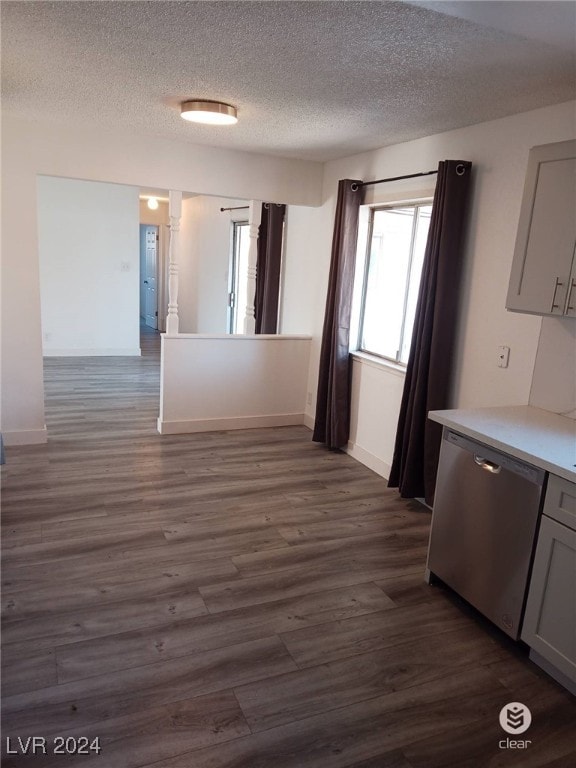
506, 140, 576, 317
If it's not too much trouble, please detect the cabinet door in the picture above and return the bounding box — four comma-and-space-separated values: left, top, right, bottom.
522, 514, 576, 684
507, 140, 576, 316
565, 261, 576, 318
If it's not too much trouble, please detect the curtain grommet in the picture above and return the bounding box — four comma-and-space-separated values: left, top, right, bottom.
456, 163, 466, 176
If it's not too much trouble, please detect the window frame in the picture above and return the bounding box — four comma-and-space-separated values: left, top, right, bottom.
227, 219, 249, 334
356, 199, 433, 366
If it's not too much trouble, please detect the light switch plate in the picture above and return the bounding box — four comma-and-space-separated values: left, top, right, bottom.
497, 346, 510, 368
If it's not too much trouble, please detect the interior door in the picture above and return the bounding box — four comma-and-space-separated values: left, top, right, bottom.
143, 225, 158, 329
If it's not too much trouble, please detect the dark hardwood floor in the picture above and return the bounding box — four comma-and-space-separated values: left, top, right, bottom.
2, 325, 575, 767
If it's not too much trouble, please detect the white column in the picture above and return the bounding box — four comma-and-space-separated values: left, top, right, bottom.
243, 200, 262, 334
166, 190, 182, 336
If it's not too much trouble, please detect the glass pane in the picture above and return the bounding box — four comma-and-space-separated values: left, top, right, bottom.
361, 207, 415, 360
232, 222, 250, 333
400, 205, 432, 363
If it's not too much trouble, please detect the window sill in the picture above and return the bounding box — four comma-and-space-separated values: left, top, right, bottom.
350, 350, 407, 378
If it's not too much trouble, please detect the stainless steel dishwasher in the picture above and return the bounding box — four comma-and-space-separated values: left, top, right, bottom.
426, 428, 546, 639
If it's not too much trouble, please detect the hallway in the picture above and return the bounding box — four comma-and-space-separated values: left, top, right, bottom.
1, 334, 575, 767
40, 324, 162, 443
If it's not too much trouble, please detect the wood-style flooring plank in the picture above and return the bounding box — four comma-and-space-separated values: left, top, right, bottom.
0, 523, 43, 549
276, 505, 429, 544
345, 753, 414, 768
283, 477, 403, 508
2, 689, 250, 768
1, 648, 57, 698
2, 528, 286, 591
2, 558, 238, 622
3, 636, 296, 738
1, 497, 111, 526
55, 583, 394, 683
1, 465, 190, 499
132, 476, 326, 506
485, 648, 574, 703
2, 588, 207, 654
235, 627, 507, 733
200, 563, 416, 615
37, 497, 297, 543
1, 529, 167, 567
146, 668, 508, 768
232, 530, 430, 578
161, 500, 414, 544
375, 571, 449, 607
279, 600, 475, 668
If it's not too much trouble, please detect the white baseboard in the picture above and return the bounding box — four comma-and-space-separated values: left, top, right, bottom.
157, 413, 306, 435
303, 413, 315, 430
43, 348, 141, 357
346, 441, 391, 480
2, 427, 48, 446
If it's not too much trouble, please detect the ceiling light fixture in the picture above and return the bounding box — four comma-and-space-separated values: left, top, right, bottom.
147, 197, 159, 210
180, 100, 238, 126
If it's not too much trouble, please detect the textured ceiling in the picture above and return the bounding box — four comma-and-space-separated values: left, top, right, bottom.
2, 1, 575, 162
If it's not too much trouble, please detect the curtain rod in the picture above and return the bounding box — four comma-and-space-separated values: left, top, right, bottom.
352, 170, 438, 192
220, 205, 249, 212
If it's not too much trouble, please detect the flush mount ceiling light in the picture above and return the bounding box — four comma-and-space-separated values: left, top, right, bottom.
147, 197, 159, 210
180, 100, 238, 126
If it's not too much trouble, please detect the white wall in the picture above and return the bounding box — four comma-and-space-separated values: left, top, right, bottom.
1, 115, 322, 444
281, 203, 334, 336
38, 177, 140, 356
178, 195, 249, 334
530, 317, 576, 419
282, 101, 576, 477
178, 197, 197, 333
159, 334, 311, 433
139, 199, 169, 227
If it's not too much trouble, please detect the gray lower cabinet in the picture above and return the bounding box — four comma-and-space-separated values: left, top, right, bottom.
521, 474, 576, 693
506, 139, 576, 317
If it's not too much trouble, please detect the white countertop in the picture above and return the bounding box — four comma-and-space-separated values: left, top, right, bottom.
428, 405, 576, 483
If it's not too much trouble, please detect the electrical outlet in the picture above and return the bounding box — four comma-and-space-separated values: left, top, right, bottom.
121, 261, 131, 272
306, 391, 313, 406
497, 346, 510, 368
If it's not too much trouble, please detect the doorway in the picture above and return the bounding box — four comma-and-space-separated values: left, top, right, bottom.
140, 224, 158, 330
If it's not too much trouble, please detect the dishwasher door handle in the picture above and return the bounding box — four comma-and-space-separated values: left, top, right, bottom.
474, 455, 502, 474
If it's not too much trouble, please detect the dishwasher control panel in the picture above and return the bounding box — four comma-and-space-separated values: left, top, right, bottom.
445, 430, 545, 485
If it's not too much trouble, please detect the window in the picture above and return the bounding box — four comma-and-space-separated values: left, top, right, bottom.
358, 202, 432, 365
227, 221, 249, 333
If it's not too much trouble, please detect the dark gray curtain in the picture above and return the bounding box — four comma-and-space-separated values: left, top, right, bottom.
254, 203, 286, 334
388, 160, 472, 505
313, 179, 364, 448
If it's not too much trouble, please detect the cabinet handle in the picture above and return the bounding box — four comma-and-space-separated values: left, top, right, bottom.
551, 277, 564, 311
566, 278, 576, 313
